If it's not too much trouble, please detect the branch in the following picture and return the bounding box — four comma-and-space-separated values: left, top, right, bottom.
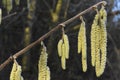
0, 1, 107, 71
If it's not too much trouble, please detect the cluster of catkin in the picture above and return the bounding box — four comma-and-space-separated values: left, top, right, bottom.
78, 17, 87, 72
10, 60, 24, 80
57, 28, 69, 70
10, 41, 50, 80
56, 5, 107, 77
38, 42, 50, 80
91, 5, 107, 77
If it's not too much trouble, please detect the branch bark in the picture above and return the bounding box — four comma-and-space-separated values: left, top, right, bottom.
0, 1, 107, 71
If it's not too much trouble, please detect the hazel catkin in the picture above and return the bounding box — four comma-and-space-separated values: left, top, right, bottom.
57, 30, 69, 70
91, 13, 99, 67
10, 60, 24, 80
38, 42, 50, 80
91, 5, 107, 77
78, 17, 87, 72
63, 34, 69, 59
95, 25, 101, 77
57, 39, 63, 57
78, 23, 82, 54
99, 5, 107, 76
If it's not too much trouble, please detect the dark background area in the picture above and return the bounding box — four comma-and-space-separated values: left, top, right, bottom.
0, 0, 120, 80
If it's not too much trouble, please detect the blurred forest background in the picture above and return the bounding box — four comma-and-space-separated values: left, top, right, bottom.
0, 0, 120, 80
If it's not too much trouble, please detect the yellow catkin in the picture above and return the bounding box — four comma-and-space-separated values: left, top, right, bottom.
38, 42, 50, 80
61, 43, 66, 70
99, 5, 107, 76
10, 62, 17, 80
81, 21, 87, 72
94, 6, 107, 77
61, 41, 65, 58
91, 13, 99, 67
63, 34, 69, 59
61, 56, 66, 70
57, 32, 69, 70
78, 23, 82, 54
0, 9, 2, 24
57, 39, 63, 57
95, 25, 101, 77
95, 48, 100, 77
10, 60, 24, 80
46, 67, 50, 80
15, 65, 23, 80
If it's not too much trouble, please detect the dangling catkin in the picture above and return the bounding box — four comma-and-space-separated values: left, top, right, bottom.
0, 9, 2, 24
82, 22, 87, 72
78, 23, 82, 54
61, 56, 66, 70
93, 5, 107, 77
91, 13, 99, 67
57, 29, 69, 70
46, 67, 50, 80
38, 42, 50, 80
10, 60, 24, 80
63, 34, 69, 59
95, 25, 101, 77
78, 17, 87, 72
10, 62, 17, 80
61, 43, 66, 70
57, 39, 63, 57
99, 5, 107, 76
15, 65, 24, 80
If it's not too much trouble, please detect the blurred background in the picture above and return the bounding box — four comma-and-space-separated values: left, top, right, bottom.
0, 0, 120, 80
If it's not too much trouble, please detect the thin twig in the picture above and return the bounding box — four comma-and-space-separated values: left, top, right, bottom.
5, 8, 26, 28
0, 1, 107, 71
2, 12, 17, 20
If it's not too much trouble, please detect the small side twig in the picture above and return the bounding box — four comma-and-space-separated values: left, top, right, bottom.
0, 1, 107, 71
2, 12, 17, 20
